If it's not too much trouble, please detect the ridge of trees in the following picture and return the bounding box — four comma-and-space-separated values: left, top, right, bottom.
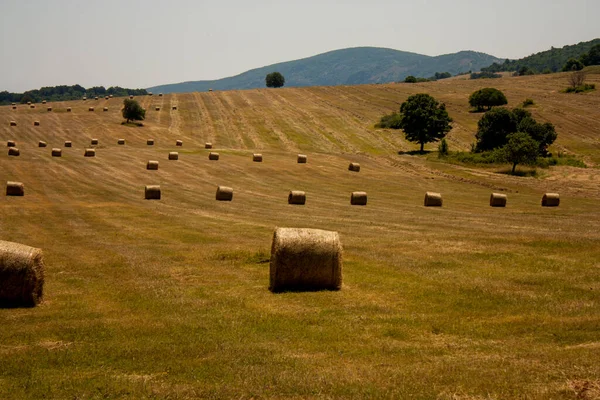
0, 85, 148, 105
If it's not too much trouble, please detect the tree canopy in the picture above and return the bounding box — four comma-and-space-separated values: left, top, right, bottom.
0, 84, 147, 105
468, 88, 508, 111
397, 93, 453, 152
122, 99, 146, 123
499, 132, 540, 174
265, 72, 285, 88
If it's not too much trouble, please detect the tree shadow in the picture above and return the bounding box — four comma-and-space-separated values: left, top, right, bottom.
497, 168, 538, 177
398, 150, 432, 156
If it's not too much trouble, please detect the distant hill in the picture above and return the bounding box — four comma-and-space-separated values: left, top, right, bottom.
148, 47, 502, 94
482, 38, 600, 73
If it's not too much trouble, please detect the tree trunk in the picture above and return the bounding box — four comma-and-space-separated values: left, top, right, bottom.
512, 162, 517, 174
420, 142, 424, 153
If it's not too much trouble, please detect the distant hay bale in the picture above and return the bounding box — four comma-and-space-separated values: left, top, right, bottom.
269, 227, 342, 292
209, 152, 219, 160
83, 97, 87, 101
155, 107, 160, 111
129, 95, 134, 99
88, 107, 94, 112
42, 100, 46, 104
144, 185, 161, 200
103, 107, 108, 112
7, 140, 16, 147
176, 140, 183, 146
172, 106, 177, 110
30, 105, 35, 109
33, 121, 40, 126
158, 93, 163, 97
38, 141, 47, 147
205, 142, 212, 149
84, 148, 96, 157
94, 96, 99, 100
253, 153, 263, 162
91, 139, 98, 145
168, 152, 178, 160
0, 240, 45, 307
105, 96, 109, 100
12, 106, 16, 110
109, 94, 113, 98
9, 121, 17, 126
117, 139, 125, 145
51, 148, 62, 157
542, 193, 560, 207
215, 186, 233, 201
148, 92, 153, 96
147, 139, 154, 146
350, 191, 367, 206
424, 192, 443, 207
64, 141, 72, 147
288, 190, 306, 205
27, 101, 31, 105
297, 154, 307, 163
146, 160, 159, 170
6, 181, 24, 196
11, 102, 16, 106
490, 193, 507, 207
66, 107, 72, 112
47, 107, 52, 112
348, 162, 360, 172
8, 147, 20, 156
209, 89, 213, 92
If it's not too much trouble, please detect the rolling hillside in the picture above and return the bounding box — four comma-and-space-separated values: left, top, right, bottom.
148, 47, 502, 94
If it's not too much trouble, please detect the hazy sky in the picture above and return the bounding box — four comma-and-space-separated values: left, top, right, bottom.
1, 0, 599, 92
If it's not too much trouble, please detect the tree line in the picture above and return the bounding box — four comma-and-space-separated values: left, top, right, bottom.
0, 85, 148, 105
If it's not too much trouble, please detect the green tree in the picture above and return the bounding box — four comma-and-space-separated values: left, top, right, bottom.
404, 76, 417, 83
499, 132, 539, 174
438, 138, 449, 157
122, 99, 146, 123
265, 72, 285, 88
581, 44, 600, 66
398, 93, 453, 152
562, 58, 584, 71
468, 88, 508, 111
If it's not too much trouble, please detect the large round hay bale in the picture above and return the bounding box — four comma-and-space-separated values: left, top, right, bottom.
168, 152, 179, 160
208, 152, 219, 160
11, 102, 15, 106
155, 107, 160, 111
176, 140, 183, 147
297, 154, 307, 163
145, 185, 161, 200
253, 153, 263, 162
7, 140, 16, 147
147, 139, 154, 146
216, 186, 233, 201
146, 160, 159, 170
351, 191, 367, 206
67, 107, 72, 112
205, 142, 212, 149
94, 96, 99, 101
64, 141, 72, 147
490, 193, 507, 207
148, 92, 153, 96
269, 227, 342, 292
109, 94, 113, 98
424, 192, 443, 207
38, 141, 47, 148
6, 181, 24, 196
84, 148, 96, 157
288, 190, 306, 205
42, 100, 46, 104
83, 97, 87, 101
348, 162, 360, 172
27, 101, 31, 105
12, 106, 16, 110
88, 107, 94, 112
51, 148, 62, 157
8, 147, 20, 156
91, 139, 98, 145
172, 105, 177, 110
0, 240, 44, 307
542, 193, 560, 207
9, 121, 17, 126
129, 95, 134, 99
103, 107, 108, 112
105, 96, 109, 100
117, 139, 125, 145
47, 107, 52, 112
158, 93, 163, 97
30, 105, 35, 109
33, 121, 40, 126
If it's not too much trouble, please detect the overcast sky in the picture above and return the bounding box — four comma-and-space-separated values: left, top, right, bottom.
1, 0, 599, 92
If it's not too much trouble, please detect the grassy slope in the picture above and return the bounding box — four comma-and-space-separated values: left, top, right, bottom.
1, 72, 600, 399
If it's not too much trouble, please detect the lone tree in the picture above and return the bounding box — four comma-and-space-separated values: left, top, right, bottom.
266, 72, 285, 88
499, 132, 539, 174
468, 88, 508, 112
122, 99, 145, 123
562, 58, 585, 72
398, 93, 452, 152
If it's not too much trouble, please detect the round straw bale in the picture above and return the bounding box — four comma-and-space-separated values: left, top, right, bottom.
84, 148, 96, 157
94, 96, 99, 100
269, 227, 342, 292
83, 97, 87, 101
148, 92, 153, 96
11, 102, 15, 106
27, 101, 31, 105
155, 107, 160, 111
47, 107, 52, 112
168, 152, 179, 160
0, 240, 44, 307
7, 140, 16, 147
146, 160, 159, 170
253, 153, 263, 162
145, 185, 161, 200
67, 107, 72, 112
109, 94, 113, 98
158, 93, 163, 97
209, 89, 213, 92
176, 140, 183, 146
542, 193, 560, 207
105, 96, 109, 100
8, 147, 20, 156
10, 121, 17, 126
6, 181, 24, 196
351, 191, 367, 206
34, 121, 40, 126
42, 100, 47, 104
38, 141, 47, 147
103, 107, 108, 112
216, 186, 233, 201
147, 139, 154, 146
205, 142, 212, 149
424, 192, 443, 207
288, 190, 306, 205
117, 139, 125, 145
129, 95, 134, 99
348, 162, 360, 172
12, 106, 16, 110
30, 105, 35, 109
88, 107, 94, 112
91, 139, 98, 145
490, 193, 507, 207
297, 154, 307, 163
51, 148, 62, 157
64, 141, 72, 147
172, 106, 177, 110
208, 152, 219, 160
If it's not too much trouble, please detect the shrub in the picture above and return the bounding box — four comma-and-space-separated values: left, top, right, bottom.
375, 112, 403, 129
522, 98, 535, 107
438, 138, 449, 157
470, 72, 502, 80
564, 84, 596, 93
469, 88, 508, 111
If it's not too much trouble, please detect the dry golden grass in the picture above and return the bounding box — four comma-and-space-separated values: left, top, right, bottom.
0, 73, 599, 398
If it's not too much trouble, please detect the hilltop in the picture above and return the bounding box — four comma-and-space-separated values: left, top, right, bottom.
148, 47, 502, 93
